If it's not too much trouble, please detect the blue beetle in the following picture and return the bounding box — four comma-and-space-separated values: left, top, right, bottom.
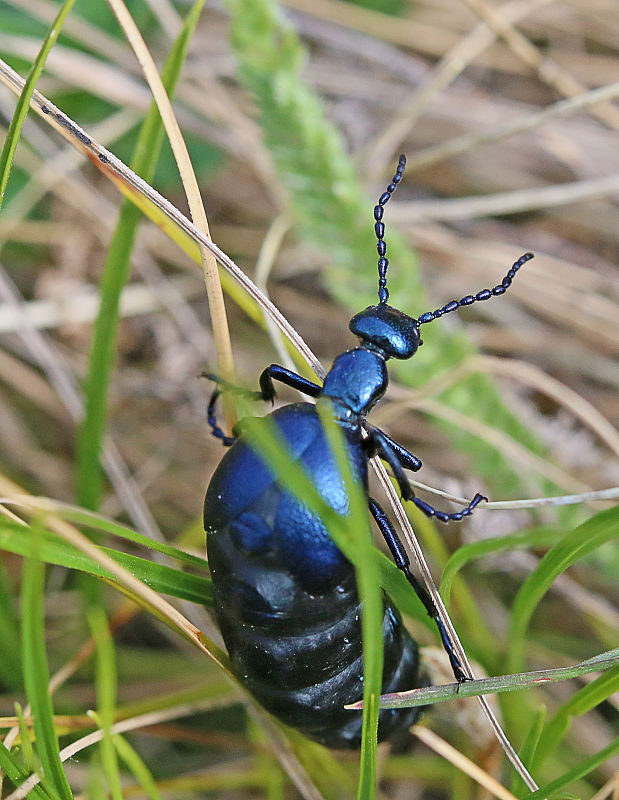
204, 155, 533, 748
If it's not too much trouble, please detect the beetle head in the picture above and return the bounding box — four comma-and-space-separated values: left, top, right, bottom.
349, 304, 420, 359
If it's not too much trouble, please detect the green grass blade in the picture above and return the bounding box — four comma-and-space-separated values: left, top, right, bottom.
350, 651, 619, 710
0, 737, 52, 800
0, 519, 212, 605
528, 737, 619, 800
376, 551, 433, 625
440, 526, 564, 607
232, 405, 383, 797
237, 417, 359, 561
15, 701, 37, 776
76, 0, 207, 509
511, 705, 546, 798
85, 758, 106, 800
57, 506, 209, 570
89, 611, 123, 800
532, 663, 619, 771
438, 525, 566, 665
0, 0, 77, 210
318, 404, 381, 800
0, 559, 21, 689
21, 523, 74, 800
405, 508, 498, 664
112, 734, 163, 800
507, 505, 619, 675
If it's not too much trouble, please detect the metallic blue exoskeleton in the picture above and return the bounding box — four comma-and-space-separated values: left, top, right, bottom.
204, 155, 533, 748
205, 403, 422, 747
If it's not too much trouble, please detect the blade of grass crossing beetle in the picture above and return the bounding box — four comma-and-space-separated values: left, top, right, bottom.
0, 0, 77, 210
318, 404, 382, 800
235, 399, 382, 799
349, 652, 619, 710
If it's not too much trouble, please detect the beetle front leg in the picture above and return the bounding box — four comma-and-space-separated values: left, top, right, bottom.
202, 373, 267, 448
203, 368, 322, 447
206, 386, 236, 446
259, 364, 322, 402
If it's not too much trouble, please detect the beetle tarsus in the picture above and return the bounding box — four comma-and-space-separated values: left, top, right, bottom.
411, 492, 487, 523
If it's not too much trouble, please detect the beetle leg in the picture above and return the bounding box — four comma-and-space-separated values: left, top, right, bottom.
369, 497, 469, 683
206, 386, 236, 447
364, 427, 416, 500
202, 373, 265, 447
202, 372, 265, 400
365, 428, 487, 522
364, 424, 422, 471
203, 369, 322, 447
411, 492, 487, 523
259, 364, 322, 402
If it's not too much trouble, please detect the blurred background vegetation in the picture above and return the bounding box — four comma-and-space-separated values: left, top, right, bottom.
0, 0, 617, 797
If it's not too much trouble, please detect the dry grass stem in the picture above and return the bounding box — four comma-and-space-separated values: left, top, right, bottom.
413, 726, 522, 800
462, 0, 619, 129
104, 0, 235, 385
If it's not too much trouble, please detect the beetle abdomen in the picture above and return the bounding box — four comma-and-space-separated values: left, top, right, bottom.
207, 524, 422, 748
205, 404, 423, 748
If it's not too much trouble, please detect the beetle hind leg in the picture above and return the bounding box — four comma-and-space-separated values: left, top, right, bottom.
369, 497, 469, 683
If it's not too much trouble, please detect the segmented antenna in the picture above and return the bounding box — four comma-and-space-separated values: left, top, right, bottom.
375, 154, 406, 304
417, 252, 534, 325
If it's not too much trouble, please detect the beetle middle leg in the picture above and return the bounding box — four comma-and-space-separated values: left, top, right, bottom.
369, 496, 469, 683
364, 424, 422, 471
364, 426, 487, 521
